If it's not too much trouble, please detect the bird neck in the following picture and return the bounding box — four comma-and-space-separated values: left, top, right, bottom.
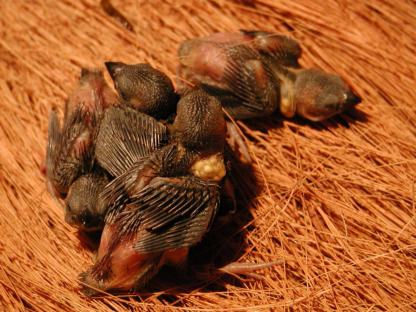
153, 143, 195, 177
155, 142, 226, 182
189, 152, 226, 182
269, 63, 298, 118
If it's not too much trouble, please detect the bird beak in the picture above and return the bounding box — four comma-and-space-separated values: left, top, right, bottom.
345, 90, 362, 109
105, 62, 123, 80
80, 67, 95, 78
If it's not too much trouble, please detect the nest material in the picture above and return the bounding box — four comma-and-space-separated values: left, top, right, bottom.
0, 0, 415, 311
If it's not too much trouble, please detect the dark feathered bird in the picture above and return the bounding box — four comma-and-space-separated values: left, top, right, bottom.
105, 62, 178, 120
79, 89, 227, 295
45, 68, 118, 229
178, 30, 361, 121
64, 169, 110, 231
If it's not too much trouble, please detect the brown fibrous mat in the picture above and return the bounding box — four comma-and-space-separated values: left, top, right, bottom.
1, 0, 415, 311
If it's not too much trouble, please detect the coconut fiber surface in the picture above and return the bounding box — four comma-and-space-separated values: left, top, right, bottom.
0, 0, 415, 311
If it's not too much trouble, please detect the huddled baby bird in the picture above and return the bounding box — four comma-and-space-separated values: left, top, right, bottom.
46, 68, 117, 231
44, 30, 361, 295
178, 30, 361, 121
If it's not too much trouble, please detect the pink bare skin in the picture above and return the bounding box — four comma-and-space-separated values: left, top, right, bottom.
178, 31, 298, 89
194, 260, 284, 281
81, 223, 189, 296
81, 225, 163, 295
179, 40, 229, 89
66, 69, 119, 124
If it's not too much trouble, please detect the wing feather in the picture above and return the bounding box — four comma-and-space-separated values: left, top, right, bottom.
95, 106, 167, 177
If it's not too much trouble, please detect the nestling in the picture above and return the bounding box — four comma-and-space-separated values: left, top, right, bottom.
79, 89, 227, 295
45, 68, 118, 230
64, 169, 110, 231
178, 30, 361, 121
105, 61, 178, 120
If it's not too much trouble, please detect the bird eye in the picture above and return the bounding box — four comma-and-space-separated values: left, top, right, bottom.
335, 102, 341, 111
80, 214, 92, 226
343, 92, 348, 102
120, 90, 127, 100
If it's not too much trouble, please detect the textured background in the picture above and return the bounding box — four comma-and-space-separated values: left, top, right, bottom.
0, 0, 415, 311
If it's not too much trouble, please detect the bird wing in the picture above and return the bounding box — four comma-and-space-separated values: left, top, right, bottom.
99, 159, 150, 223
95, 106, 168, 177
118, 176, 220, 254
49, 106, 93, 194
221, 44, 277, 114
240, 30, 302, 67
100, 144, 184, 224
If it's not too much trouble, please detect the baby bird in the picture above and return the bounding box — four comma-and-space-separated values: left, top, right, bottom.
65, 68, 119, 121
46, 107, 95, 201
178, 30, 361, 121
289, 68, 361, 122
45, 68, 118, 230
105, 61, 178, 120
64, 169, 110, 231
79, 89, 227, 296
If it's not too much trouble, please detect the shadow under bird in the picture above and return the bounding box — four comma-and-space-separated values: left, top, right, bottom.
79, 89, 227, 296
45, 68, 118, 231
178, 30, 361, 121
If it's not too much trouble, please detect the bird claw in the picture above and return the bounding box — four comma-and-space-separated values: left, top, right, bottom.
218, 260, 284, 278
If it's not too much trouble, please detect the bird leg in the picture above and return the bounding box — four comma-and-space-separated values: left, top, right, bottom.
226, 120, 252, 163
218, 260, 284, 279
